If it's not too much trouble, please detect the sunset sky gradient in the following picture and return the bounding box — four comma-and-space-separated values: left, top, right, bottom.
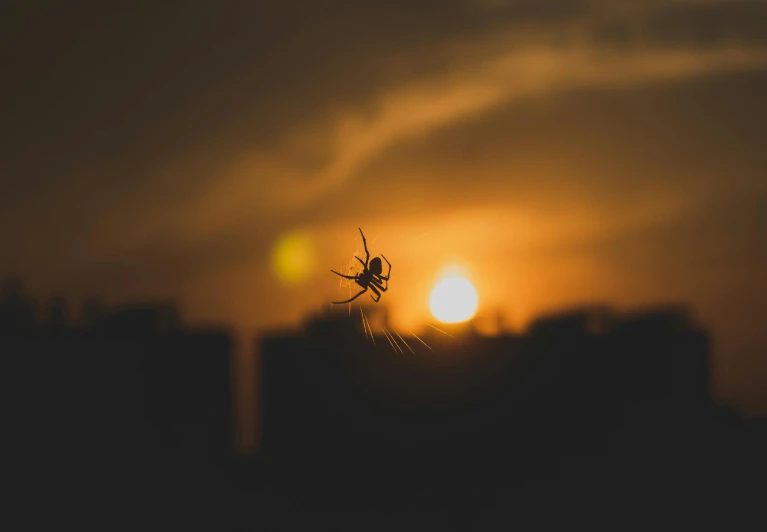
3, 1, 767, 438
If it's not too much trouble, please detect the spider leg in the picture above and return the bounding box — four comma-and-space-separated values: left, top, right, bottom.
333, 287, 368, 304
372, 277, 387, 292
379, 254, 392, 281
359, 228, 370, 267
369, 284, 381, 302
374, 275, 389, 291
331, 269, 357, 280
354, 256, 366, 268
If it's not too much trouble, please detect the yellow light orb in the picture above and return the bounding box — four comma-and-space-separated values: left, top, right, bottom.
429, 276, 479, 323
271, 231, 314, 286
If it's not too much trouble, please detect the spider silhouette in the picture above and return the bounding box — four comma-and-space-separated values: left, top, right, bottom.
331, 228, 391, 304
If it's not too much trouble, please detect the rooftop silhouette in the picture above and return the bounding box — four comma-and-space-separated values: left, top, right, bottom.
3, 278, 765, 527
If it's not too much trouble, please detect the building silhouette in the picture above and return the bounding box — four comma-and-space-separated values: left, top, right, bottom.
0, 286, 234, 500
257, 303, 724, 509
3, 277, 766, 526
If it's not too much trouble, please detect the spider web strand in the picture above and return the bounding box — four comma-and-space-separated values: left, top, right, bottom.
383, 326, 404, 355
362, 308, 375, 346
426, 323, 455, 338
408, 329, 433, 351
381, 327, 399, 353
360, 307, 369, 341
392, 328, 414, 354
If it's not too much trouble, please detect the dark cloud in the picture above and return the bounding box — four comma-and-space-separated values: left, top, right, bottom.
3, 0, 763, 224
593, 0, 767, 49
0, 0, 587, 183
1, 0, 599, 269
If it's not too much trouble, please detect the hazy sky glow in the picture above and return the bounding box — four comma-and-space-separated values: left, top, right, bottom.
3, 1, 767, 446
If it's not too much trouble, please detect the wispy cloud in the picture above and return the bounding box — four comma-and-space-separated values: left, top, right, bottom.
172, 41, 767, 231
72, 1, 767, 284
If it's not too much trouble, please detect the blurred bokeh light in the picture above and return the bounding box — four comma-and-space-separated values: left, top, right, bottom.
270, 231, 315, 286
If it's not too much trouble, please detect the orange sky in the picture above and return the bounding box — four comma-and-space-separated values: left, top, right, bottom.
3, 1, 767, 439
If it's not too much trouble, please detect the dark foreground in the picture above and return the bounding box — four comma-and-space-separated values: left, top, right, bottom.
4, 289, 766, 529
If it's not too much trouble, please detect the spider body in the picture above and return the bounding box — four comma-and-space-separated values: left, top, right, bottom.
353, 268, 375, 289
331, 229, 391, 304
369, 256, 383, 274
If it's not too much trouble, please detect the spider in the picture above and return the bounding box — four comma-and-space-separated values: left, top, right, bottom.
331, 228, 391, 304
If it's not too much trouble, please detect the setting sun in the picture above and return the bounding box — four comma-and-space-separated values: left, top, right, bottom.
429, 276, 479, 323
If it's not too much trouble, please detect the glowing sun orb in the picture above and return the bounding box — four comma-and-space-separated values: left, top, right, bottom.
429, 276, 479, 323
271, 231, 314, 286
